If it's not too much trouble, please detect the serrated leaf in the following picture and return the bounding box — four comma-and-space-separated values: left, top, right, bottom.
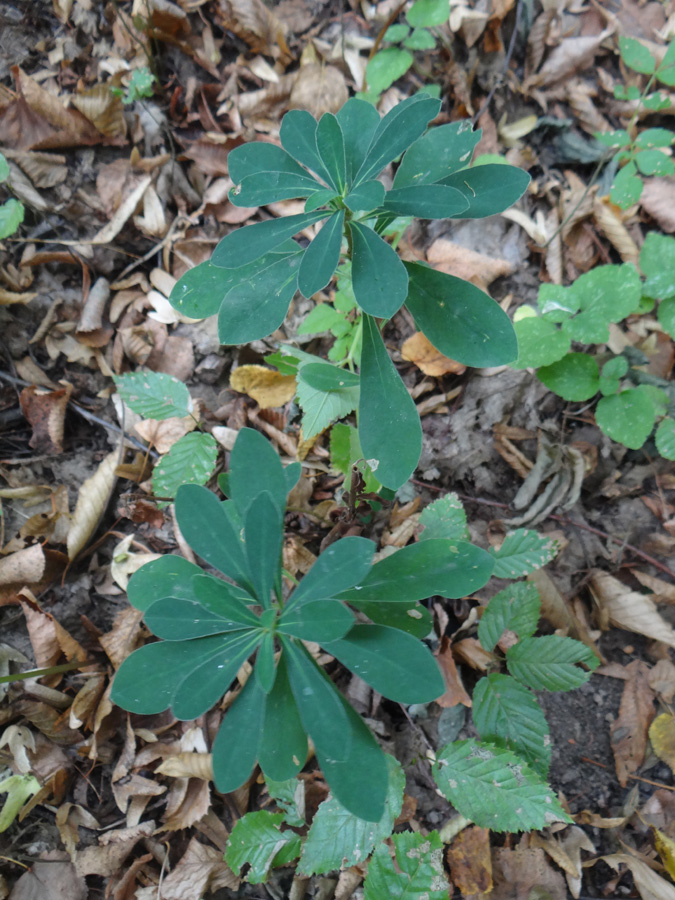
266, 776, 306, 827
295, 364, 359, 441
366, 47, 414, 94
114, 371, 192, 420
419, 493, 468, 542
595, 387, 656, 450
298, 302, 347, 334
433, 739, 570, 831
299, 756, 404, 875
511, 317, 570, 369
359, 314, 422, 489
490, 529, 558, 579
364, 830, 449, 900
506, 635, 599, 691
473, 674, 551, 776
212, 675, 266, 792
656, 418, 675, 460
298, 210, 344, 298
405, 263, 518, 367
439, 165, 530, 218
537, 353, 599, 402
212, 211, 328, 268
152, 432, 218, 500
478, 582, 541, 651
226, 811, 299, 883
350, 221, 408, 317
0, 198, 24, 239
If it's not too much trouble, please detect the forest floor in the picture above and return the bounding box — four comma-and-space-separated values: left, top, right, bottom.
0, 0, 675, 898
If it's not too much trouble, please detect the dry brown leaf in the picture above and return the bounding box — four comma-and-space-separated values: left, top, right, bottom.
632, 570, 675, 603
560, 827, 596, 898
219, 0, 291, 62
160, 836, 239, 899
67, 449, 118, 560
74, 821, 155, 878
401, 332, 466, 377
8, 855, 87, 900
526, 28, 613, 89
98, 606, 145, 669
435, 636, 472, 707
593, 196, 640, 265
70, 85, 126, 141
601, 853, 675, 900
2, 149, 68, 187
69, 674, 106, 731
77, 277, 109, 334
610, 660, 655, 786
89, 175, 152, 245
650, 713, 675, 774
0, 544, 45, 587
230, 364, 296, 408
446, 825, 492, 894
290, 64, 349, 117
590, 570, 675, 648
156, 752, 213, 780
134, 410, 199, 455
641, 177, 675, 232
426, 237, 512, 290
528, 569, 599, 653
0, 287, 37, 305
19, 382, 73, 454
492, 847, 567, 900
10, 68, 101, 149
648, 659, 675, 703
20, 591, 86, 671
452, 637, 493, 672
283, 534, 316, 577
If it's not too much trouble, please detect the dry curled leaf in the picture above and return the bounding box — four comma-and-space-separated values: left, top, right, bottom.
427, 238, 512, 290
230, 365, 296, 408
67, 449, 119, 560
446, 825, 492, 895
19, 382, 73, 455
156, 752, 213, 781
290, 64, 349, 117
610, 660, 655, 787
159, 836, 239, 899
590, 570, 675, 648
641, 177, 675, 233
401, 332, 466, 377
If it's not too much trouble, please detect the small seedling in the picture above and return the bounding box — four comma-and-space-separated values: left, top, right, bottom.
0, 153, 24, 240
111, 66, 156, 105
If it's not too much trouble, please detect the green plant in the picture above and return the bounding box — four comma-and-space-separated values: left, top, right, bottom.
511, 236, 675, 458
0, 153, 24, 240
169, 95, 529, 490
111, 427, 499, 821
596, 36, 675, 208
111, 65, 156, 104
114, 370, 218, 500
363, 0, 449, 101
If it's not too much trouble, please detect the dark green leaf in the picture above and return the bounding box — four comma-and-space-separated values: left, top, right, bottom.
228, 141, 314, 184
364, 831, 449, 900
280, 109, 333, 185
405, 262, 518, 366
232, 172, 322, 206
298, 362, 359, 391
255, 632, 277, 693
114, 371, 191, 420
285, 536, 375, 611
490, 529, 559, 579
212, 675, 266, 792
433, 739, 570, 831
175, 483, 251, 590
440, 165, 530, 217
384, 184, 469, 218
229, 426, 289, 517
143, 597, 258, 640
354, 94, 441, 187
599, 355, 628, 397
537, 353, 599, 402
359, 315, 422, 489
336, 98, 382, 186
316, 113, 347, 192
284, 461, 302, 493
298, 210, 344, 298
349, 598, 432, 638
478, 582, 540, 652
660, 297, 675, 337
283, 637, 352, 759
192, 574, 257, 615
305, 189, 337, 211
640, 231, 675, 300
344, 180, 385, 212
394, 121, 481, 187
418, 492, 468, 542
127, 555, 204, 612
278, 599, 355, 642
366, 47, 414, 94
336, 539, 494, 603
258, 654, 307, 781
350, 222, 409, 318
244, 491, 283, 607
506, 635, 600, 691
111, 636, 233, 715
169, 261, 240, 319
473, 674, 551, 776
325, 624, 444, 703
212, 211, 328, 268
226, 811, 297, 883
172, 629, 262, 720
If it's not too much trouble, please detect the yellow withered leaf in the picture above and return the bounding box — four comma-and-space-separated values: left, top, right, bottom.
654, 827, 675, 881
650, 712, 675, 774
230, 365, 296, 409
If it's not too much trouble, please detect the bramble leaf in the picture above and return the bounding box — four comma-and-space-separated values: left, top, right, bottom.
489, 529, 559, 579
226, 811, 300, 884
114, 371, 192, 420
506, 635, 599, 691
152, 432, 218, 500
477, 582, 541, 651
364, 831, 449, 900
418, 493, 469, 542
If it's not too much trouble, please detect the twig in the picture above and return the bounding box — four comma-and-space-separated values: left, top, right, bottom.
472, 0, 523, 125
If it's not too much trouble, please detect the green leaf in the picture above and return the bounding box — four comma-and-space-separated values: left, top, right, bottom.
111, 635, 237, 715
336, 539, 494, 603
643, 91, 671, 110
152, 432, 218, 500
298, 210, 344, 297
350, 598, 432, 638
490, 529, 558, 579
344, 180, 385, 212
365, 830, 449, 900
636, 128, 675, 149
640, 232, 675, 300
595, 387, 656, 449
433, 739, 571, 831
610, 162, 643, 208
384, 183, 469, 218
316, 112, 347, 192
244, 492, 283, 607
0, 154, 9, 182
298, 302, 347, 334
537, 353, 599, 402
385, 23, 411, 41
635, 149, 675, 177
175, 483, 251, 589
473, 674, 551, 776
324, 624, 444, 703
259, 654, 308, 781
359, 315, 422, 490
228, 141, 313, 184
478, 582, 541, 652
283, 637, 352, 759
299, 755, 404, 875
226, 811, 299, 883
599, 355, 628, 397
354, 94, 441, 187
538, 282, 580, 321
296, 363, 359, 440
229, 426, 290, 517
255, 632, 277, 693
404, 28, 436, 49
336, 98, 382, 185
114, 371, 192, 420
0, 774, 41, 834
123, 67, 155, 102
419, 493, 468, 542
314, 690, 389, 821
298, 362, 359, 391
171, 629, 262, 720
212, 675, 266, 792
656, 39, 675, 85
143, 596, 258, 640
280, 109, 333, 185
439, 165, 530, 217
394, 121, 480, 188
405, 263, 518, 366
659, 297, 675, 337
0, 198, 24, 239
560, 264, 642, 343
656, 417, 675, 460
506, 635, 599, 691
329, 423, 381, 493
366, 47, 414, 94
286, 536, 375, 611
305, 189, 336, 211
278, 599, 355, 642
595, 129, 631, 148
619, 36, 656, 74
407, 0, 449, 26
127, 554, 204, 611
212, 211, 327, 268
232, 171, 321, 206
350, 222, 409, 317
265, 775, 306, 827
192, 574, 257, 615
511, 317, 570, 370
